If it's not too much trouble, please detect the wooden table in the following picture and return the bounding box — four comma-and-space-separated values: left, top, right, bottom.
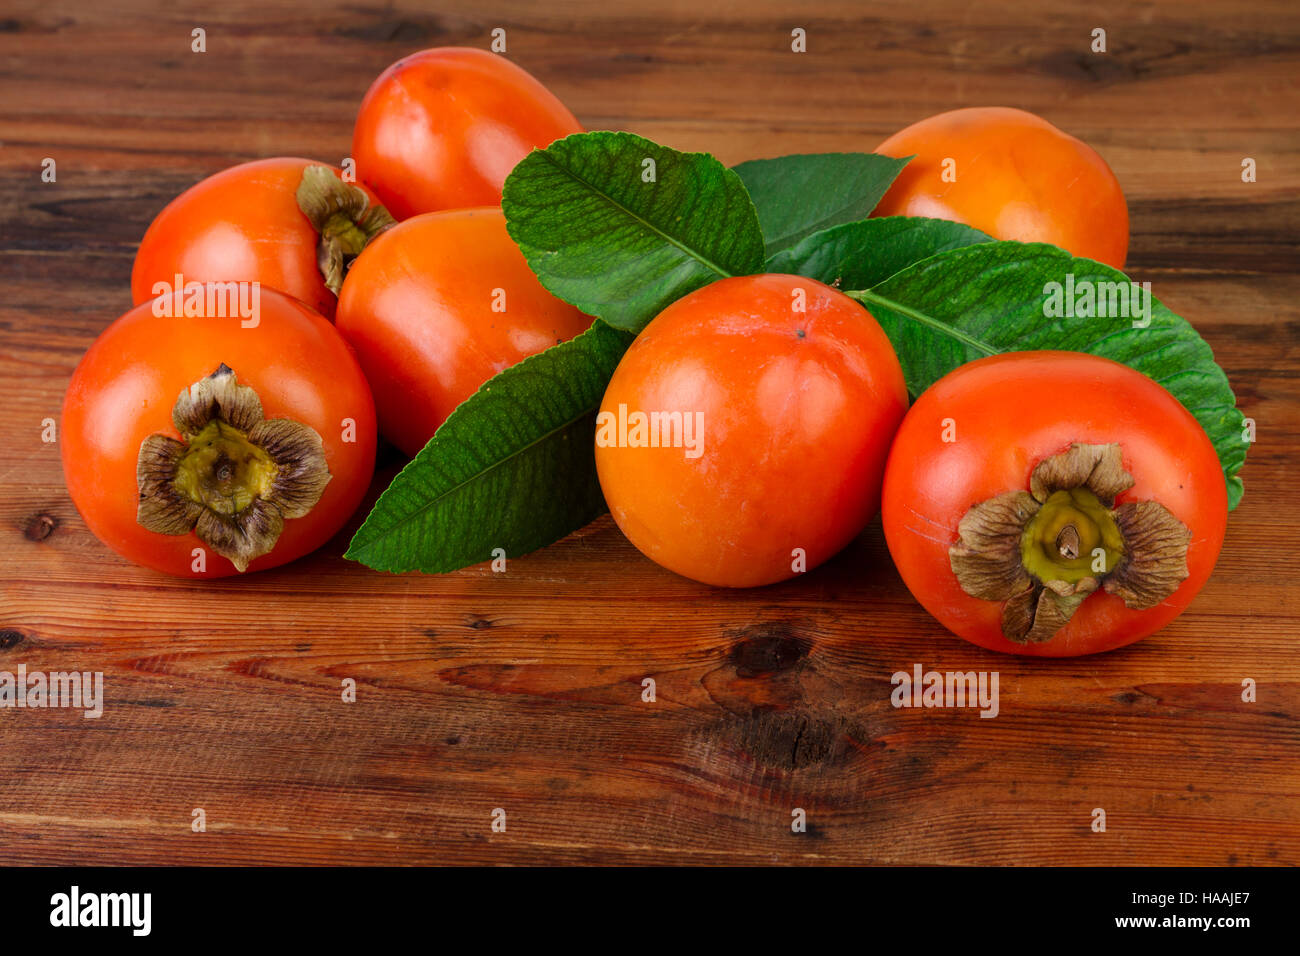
2, 0, 1297, 866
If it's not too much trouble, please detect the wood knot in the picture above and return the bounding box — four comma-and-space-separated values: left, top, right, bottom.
24, 513, 57, 541
729, 711, 841, 771
1111, 688, 1155, 706
729, 623, 810, 677
0, 629, 26, 650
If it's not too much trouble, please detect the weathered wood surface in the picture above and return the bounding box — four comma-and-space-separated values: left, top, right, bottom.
0, 0, 1297, 865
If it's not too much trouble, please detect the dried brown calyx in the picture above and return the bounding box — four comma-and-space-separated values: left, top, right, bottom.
949, 443, 1191, 644
295, 165, 395, 295
137, 365, 331, 572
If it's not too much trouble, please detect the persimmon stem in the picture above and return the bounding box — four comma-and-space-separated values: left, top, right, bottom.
1057, 524, 1080, 559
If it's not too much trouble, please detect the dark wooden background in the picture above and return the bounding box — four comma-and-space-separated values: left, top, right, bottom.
1, 0, 1297, 865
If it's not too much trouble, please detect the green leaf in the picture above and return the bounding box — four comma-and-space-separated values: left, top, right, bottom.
844, 241, 1247, 507
345, 320, 636, 573
503, 131, 765, 333
733, 152, 911, 256
767, 215, 992, 286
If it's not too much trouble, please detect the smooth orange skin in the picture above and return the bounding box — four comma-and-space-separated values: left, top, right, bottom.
335, 207, 593, 458
131, 157, 380, 320
595, 275, 909, 588
881, 352, 1227, 657
62, 289, 377, 578
873, 107, 1130, 269
351, 47, 584, 220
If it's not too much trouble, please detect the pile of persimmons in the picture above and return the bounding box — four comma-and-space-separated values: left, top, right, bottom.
61, 47, 1236, 658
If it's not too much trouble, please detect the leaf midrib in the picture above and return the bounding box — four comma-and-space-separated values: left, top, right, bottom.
846, 285, 1235, 421
846, 272, 1244, 491
847, 288, 1000, 356
348, 400, 601, 557
532, 145, 749, 281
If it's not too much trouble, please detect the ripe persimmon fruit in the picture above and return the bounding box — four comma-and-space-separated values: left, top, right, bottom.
873, 107, 1129, 268
335, 207, 593, 457
881, 351, 1227, 656
595, 274, 908, 588
352, 47, 584, 219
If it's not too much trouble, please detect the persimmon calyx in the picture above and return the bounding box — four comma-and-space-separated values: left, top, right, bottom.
949, 442, 1191, 643
136, 364, 331, 572
295, 165, 395, 296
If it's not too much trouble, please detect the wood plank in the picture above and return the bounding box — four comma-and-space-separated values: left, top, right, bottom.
1, 0, 1297, 865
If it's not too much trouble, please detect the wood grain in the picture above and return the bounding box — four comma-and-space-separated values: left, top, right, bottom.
1, 0, 1297, 865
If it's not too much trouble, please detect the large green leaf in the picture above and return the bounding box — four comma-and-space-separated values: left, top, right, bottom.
503, 131, 765, 333
844, 241, 1247, 507
732, 152, 911, 256
767, 215, 992, 286
346, 320, 636, 573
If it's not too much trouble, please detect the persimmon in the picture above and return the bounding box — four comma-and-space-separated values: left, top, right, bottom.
873, 107, 1129, 268
132, 158, 393, 320
881, 351, 1227, 656
351, 47, 584, 219
62, 287, 377, 577
335, 207, 593, 457
595, 274, 908, 588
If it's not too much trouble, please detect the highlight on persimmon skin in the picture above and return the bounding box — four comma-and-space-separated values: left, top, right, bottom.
594, 274, 909, 589
351, 46, 585, 219
872, 107, 1130, 269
